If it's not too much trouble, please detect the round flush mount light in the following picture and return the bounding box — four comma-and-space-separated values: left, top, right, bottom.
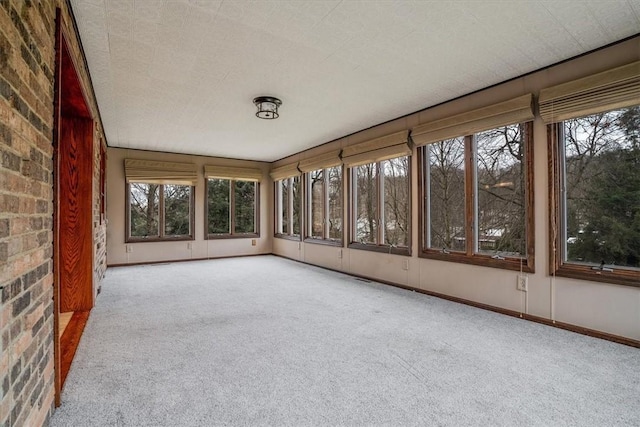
253, 96, 282, 119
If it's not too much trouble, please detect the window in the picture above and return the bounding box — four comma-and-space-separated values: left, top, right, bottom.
206, 178, 259, 238
542, 61, 639, 287
550, 106, 639, 286
420, 122, 534, 271
276, 176, 301, 238
306, 166, 342, 243
350, 156, 410, 254
127, 183, 194, 241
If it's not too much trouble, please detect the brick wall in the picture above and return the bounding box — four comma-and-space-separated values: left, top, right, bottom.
0, 1, 106, 426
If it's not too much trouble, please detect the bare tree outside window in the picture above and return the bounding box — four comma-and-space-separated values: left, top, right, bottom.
475, 124, 526, 257
353, 156, 410, 249
328, 166, 342, 240
128, 182, 193, 241
164, 184, 191, 236
310, 169, 324, 238
355, 163, 378, 243
420, 121, 534, 271
427, 138, 465, 252
130, 183, 159, 238
292, 176, 301, 236
276, 176, 301, 238
383, 157, 409, 247
307, 166, 343, 242
280, 179, 289, 234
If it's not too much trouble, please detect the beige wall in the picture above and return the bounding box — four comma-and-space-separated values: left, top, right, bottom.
106, 148, 272, 265
272, 37, 640, 342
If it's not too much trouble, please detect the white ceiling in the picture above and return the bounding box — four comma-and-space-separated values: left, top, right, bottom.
70, 0, 640, 162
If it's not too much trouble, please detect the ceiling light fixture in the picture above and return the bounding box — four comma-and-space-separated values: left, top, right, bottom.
253, 96, 282, 119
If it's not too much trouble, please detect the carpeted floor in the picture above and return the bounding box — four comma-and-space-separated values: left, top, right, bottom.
51, 255, 639, 426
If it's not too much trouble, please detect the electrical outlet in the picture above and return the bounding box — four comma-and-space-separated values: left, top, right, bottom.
402, 259, 409, 271
187, 242, 192, 250
126, 245, 132, 253
517, 274, 528, 292
338, 249, 342, 259
251, 239, 256, 246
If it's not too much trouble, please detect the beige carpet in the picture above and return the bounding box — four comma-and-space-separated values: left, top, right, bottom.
51, 255, 640, 426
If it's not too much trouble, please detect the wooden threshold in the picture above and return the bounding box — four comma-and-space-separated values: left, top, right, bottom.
59, 312, 74, 339
60, 310, 90, 388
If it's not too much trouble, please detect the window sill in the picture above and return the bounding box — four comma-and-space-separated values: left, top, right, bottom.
554, 263, 639, 288
126, 236, 194, 243
274, 234, 302, 242
206, 233, 260, 240
304, 237, 343, 247
419, 250, 534, 273
348, 242, 410, 256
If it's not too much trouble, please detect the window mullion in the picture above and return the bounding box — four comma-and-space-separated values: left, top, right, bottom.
288, 178, 294, 235
351, 168, 357, 244
306, 174, 311, 237
157, 185, 161, 237
277, 182, 282, 234
323, 169, 329, 239
229, 180, 235, 235
464, 135, 474, 256
377, 162, 384, 245
424, 148, 431, 248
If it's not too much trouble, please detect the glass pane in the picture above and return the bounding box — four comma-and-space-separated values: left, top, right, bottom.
234, 181, 256, 234
563, 106, 640, 269
355, 163, 378, 243
130, 183, 159, 238
292, 176, 301, 236
428, 138, 466, 252
327, 166, 342, 240
475, 124, 526, 257
309, 170, 324, 238
280, 179, 289, 234
383, 156, 409, 247
207, 179, 230, 234
164, 184, 191, 236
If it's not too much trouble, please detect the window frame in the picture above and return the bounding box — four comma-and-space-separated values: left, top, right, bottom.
304, 165, 343, 246
205, 178, 260, 240
99, 143, 106, 225
348, 157, 412, 256
548, 120, 639, 287
274, 175, 302, 241
125, 182, 195, 243
418, 121, 535, 272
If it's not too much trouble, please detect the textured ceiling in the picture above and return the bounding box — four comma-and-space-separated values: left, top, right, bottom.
70, 0, 640, 162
